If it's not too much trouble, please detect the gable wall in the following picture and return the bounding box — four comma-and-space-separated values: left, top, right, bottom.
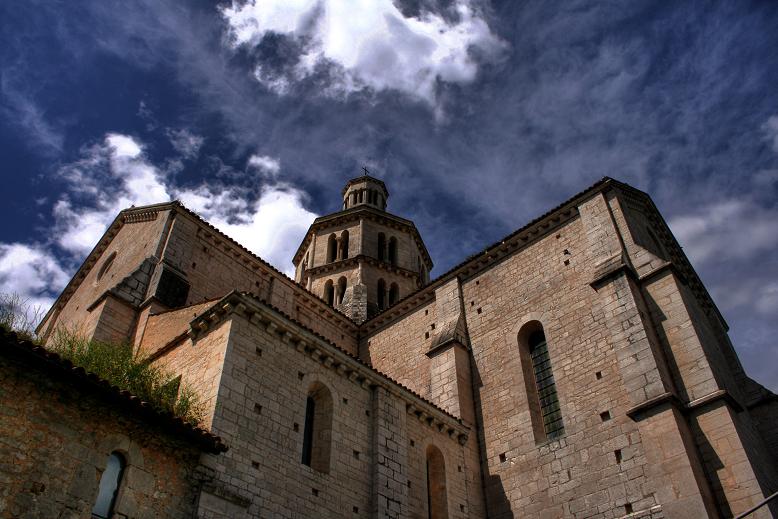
39, 210, 173, 341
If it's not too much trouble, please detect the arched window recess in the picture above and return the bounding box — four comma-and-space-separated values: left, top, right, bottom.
92, 451, 126, 519
324, 280, 334, 306
426, 445, 449, 519
518, 322, 565, 442
301, 382, 333, 473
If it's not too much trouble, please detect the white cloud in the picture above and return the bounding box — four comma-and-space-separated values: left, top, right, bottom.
32, 134, 313, 282
220, 0, 504, 105
669, 199, 778, 265
248, 154, 281, 178
180, 183, 317, 275
763, 115, 778, 153
52, 134, 171, 256
106, 133, 143, 158
0, 243, 69, 317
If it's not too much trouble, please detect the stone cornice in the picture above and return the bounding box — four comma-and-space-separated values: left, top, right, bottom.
303, 255, 421, 282
626, 389, 743, 420
185, 291, 469, 443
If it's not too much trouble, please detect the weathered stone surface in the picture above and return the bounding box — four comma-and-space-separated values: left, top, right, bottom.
29, 176, 778, 518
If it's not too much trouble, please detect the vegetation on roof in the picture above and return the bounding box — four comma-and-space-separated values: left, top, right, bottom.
1, 292, 205, 426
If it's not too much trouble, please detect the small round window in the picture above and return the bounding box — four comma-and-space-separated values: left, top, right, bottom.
96, 252, 117, 282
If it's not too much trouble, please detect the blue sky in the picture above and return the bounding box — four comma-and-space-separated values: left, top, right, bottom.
1, 0, 777, 390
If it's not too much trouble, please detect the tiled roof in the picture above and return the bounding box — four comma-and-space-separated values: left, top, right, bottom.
0, 328, 228, 454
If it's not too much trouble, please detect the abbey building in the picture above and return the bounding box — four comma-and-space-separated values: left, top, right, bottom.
2, 175, 776, 518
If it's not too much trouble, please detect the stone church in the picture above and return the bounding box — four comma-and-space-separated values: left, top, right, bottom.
2, 175, 776, 518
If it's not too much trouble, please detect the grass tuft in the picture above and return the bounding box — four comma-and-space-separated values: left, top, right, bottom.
1, 292, 205, 426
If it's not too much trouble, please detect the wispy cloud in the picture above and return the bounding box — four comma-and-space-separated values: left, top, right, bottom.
0, 77, 64, 155
763, 115, 778, 153
166, 128, 204, 159
669, 199, 778, 265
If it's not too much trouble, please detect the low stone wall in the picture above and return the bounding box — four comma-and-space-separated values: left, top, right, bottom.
0, 344, 207, 519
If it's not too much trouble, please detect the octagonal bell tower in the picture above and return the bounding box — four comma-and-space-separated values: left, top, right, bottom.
293, 171, 433, 323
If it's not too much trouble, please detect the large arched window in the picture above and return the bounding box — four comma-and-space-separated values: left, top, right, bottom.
518, 322, 564, 442
340, 230, 349, 260
92, 451, 126, 519
389, 283, 399, 306
326, 234, 337, 263
324, 280, 334, 306
388, 237, 398, 266
377, 233, 386, 261
426, 445, 448, 519
336, 276, 347, 306
377, 279, 386, 310
301, 382, 333, 473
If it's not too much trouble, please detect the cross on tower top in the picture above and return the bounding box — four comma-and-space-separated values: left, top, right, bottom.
362, 166, 371, 176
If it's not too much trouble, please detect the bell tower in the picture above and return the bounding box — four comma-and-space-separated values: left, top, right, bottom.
293, 171, 433, 323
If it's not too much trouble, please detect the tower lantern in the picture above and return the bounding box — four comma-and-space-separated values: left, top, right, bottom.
293, 170, 432, 322
342, 169, 388, 211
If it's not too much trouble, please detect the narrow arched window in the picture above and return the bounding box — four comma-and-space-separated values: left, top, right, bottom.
358, 190, 363, 203
388, 237, 397, 266
337, 276, 347, 305
377, 279, 386, 310
327, 234, 337, 263
301, 382, 333, 473
377, 233, 386, 261
340, 230, 349, 260
518, 322, 564, 442
324, 280, 334, 306
426, 445, 448, 519
389, 283, 399, 306
92, 452, 126, 519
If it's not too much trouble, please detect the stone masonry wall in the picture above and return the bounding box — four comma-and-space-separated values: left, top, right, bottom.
360, 300, 437, 396
149, 319, 232, 431
191, 307, 472, 518
362, 191, 735, 517
462, 213, 669, 518
610, 190, 778, 516
161, 212, 359, 355
199, 312, 375, 518
39, 210, 172, 340
0, 354, 203, 519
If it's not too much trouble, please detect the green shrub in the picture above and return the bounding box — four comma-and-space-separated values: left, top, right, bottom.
48, 329, 205, 426
0, 292, 205, 426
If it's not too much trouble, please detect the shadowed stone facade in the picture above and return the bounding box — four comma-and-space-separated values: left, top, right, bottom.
15, 176, 777, 518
